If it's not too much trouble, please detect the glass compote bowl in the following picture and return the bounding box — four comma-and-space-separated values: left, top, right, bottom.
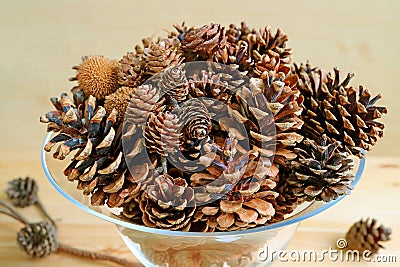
42, 132, 365, 267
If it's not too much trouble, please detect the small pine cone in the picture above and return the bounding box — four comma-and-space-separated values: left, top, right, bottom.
225, 22, 255, 44
158, 64, 188, 101
6, 177, 39, 208
140, 174, 195, 231
294, 63, 387, 157
118, 52, 145, 87
246, 26, 292, 64
125, 84, 160, 125
104, 86, 133, 122
144, 111, 181, 156
144, 38, 182, 76
178, 99, 211, 159
287, 135, 355, 202
168, 22, 194, 41
188, 70, 230, 103
17, 222, 58, 258
181, 23, 227, 60
212, 42, 252, 72
71, 55, 119, 100
345, 218, 392, 254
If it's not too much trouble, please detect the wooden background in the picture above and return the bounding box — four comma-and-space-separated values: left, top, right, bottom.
0, 0, 399, 266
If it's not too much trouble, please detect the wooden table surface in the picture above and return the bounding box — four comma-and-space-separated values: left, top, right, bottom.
0, 1, 399, 266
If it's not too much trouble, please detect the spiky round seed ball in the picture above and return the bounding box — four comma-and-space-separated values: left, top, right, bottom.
104, 86, 133, 121
75, 55, 119, 100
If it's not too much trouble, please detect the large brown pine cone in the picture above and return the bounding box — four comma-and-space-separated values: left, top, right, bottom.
140, 174, 195, 231
294, 63, 387, 157
345, 218, 391, 254
181, 23, 227, 60
40, 91, 149, 208
287, 135, 355, 202
117, 51, 146, 88
144, 111, 181, 157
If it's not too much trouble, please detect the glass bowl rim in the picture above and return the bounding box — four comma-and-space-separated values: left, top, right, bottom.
41, 132, 365, 237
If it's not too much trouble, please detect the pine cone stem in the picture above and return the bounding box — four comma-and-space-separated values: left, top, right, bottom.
35, 201, 57, 227
0, 199, 29, 224
57, 243, 141, 267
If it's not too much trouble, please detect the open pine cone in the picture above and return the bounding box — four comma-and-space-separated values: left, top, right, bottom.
345, 218, 391, 254
287, 135, 355, 202
294, 63, 387, 157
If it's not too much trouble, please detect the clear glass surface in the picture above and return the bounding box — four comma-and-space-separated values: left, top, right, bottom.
42, 132, 365, 266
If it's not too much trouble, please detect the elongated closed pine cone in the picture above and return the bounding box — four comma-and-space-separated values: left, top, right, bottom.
124, 84, 160, 125
158, 64, 188, 101
144, 111, 181, 157
345, 218, 391, 254
294, 63, 387, 157
144, 38, 182, 76
178, 99, 211, 159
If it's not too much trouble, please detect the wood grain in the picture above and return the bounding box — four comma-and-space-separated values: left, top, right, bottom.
0, 0, 399, 266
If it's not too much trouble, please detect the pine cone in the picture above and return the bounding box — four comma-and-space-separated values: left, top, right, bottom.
247, 26, 292, 64
158, 64, 189, 101
71, 55, 119, 100
140, 174, 195, 231
236, 74, 303, 169
294, 63, 387, 157
188, 70, 231, 103
104, 86, 133, 122
144, 111, 181, 157
143, 38, 182, 76
5, 177, 39, 208
40, 91, 148, 209
181, 23, 227, 60
212, 42, 252, 72
269, 172, 299, 223
118, 51, 145, 87
17, 222, 58, 258
287, 135, 355, 202
345, 218, 391, 254
124, 84, 161, 125
190, 138, 278, 231
178, 99, 211, 159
